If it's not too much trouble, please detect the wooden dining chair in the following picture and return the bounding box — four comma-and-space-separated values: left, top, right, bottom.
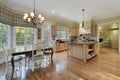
2, 43, 22, 79
31, 42, 44, 72
43, 40, 55, 60
25, 43, 33, 69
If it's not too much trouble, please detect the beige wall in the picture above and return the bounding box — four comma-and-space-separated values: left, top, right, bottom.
91, 16, 120, 49
99, 23, 119, 49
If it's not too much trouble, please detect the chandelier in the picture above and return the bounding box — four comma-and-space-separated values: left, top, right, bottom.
23, 0, 45, 26
82, 9, 85, 28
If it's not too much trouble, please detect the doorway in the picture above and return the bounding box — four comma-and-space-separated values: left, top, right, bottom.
98, 22, 119, 49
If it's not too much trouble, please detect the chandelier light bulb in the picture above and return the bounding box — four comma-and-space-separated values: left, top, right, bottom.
24, 13, 28, 18
23, 0, 45, 26
23, 16, 27, 20
30, 12, 34, 17
41, 17, 45, 21
27, 18, 31, 22
38, 14, 42, 18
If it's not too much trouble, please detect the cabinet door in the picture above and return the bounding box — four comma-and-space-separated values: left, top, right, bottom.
70, 27, 76, 36
91, 25, 97, 37
94, 43, 98, 55
55, 42, 59, 52
52, 25, 58, 37
65, 42, 68, 50
70, 27, 79, 36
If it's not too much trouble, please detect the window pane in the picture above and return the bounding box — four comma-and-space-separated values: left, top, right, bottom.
26, 28, 35, 50
0, 23, 9, 48
42, 23, 52, 47
15, 26, 36, 51
16, 27, 25, 46
26, 28, 35, 43
57, 30, 69, 39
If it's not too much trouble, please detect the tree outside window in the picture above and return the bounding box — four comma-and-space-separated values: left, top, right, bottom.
0, 23, 9, 48
15, 26, 36, 51
16, 27, 25, 46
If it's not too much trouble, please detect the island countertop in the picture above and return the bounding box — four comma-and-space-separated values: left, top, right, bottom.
68, 41, 98, 45
68, 41, 98, 62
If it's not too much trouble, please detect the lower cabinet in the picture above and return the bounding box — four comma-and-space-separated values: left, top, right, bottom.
69, 42, 98, 62
55, 41, 68, 52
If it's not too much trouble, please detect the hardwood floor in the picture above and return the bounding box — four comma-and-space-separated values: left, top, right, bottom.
0, 48, 120, 80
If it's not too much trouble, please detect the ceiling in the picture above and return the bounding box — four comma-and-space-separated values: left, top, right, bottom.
1, 0, 120, 22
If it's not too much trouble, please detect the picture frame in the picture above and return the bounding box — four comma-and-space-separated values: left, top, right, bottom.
37, 28, 41, 39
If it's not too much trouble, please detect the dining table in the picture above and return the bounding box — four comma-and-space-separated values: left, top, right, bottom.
11, 47, 53, 80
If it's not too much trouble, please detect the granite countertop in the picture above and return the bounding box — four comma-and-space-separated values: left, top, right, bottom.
68, 41, 98, 45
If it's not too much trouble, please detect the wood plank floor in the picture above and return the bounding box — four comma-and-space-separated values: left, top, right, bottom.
0, 48, 120, 80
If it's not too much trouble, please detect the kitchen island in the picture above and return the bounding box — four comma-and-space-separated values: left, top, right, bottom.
68, 41, 98, 62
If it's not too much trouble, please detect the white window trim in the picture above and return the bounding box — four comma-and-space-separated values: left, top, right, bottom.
7, 25, 11, 50
13, 27, 37, 51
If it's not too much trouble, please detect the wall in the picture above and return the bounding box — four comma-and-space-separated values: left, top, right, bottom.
99, 23, 119, 49
92, 16, 120, 50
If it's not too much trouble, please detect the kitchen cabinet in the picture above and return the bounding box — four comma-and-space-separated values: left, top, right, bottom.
64, 42, 68, 50
55, 40, 68, 52
70, 27, 79, 36
91, 25, 97, 37
68, 42, 98, 62
52, 25, 58, 37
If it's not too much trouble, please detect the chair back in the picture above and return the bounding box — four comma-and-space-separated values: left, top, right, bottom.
31, 42, 44, 71
2, 43, 10, 75
43, 40, 55, 53
32, 42, 44, 59
25, 42, 34, 51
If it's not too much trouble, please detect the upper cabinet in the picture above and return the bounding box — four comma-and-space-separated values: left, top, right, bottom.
91, 24, 97, 37
70, 27, 79, 36
52, 25, 58, 37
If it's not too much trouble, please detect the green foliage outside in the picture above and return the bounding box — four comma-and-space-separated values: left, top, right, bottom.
0, 23, 7, 48
16, 27, 25, 46
16, 27, 34, 46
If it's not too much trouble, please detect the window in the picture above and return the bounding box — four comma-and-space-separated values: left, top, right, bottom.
42, 22, 52, 47
26, 28, 36, 50
57, 30, 69, 39
26, 28, 34, 42
0, 23, 10, 50
14, 26, 36, 52
16, 27, 25, 46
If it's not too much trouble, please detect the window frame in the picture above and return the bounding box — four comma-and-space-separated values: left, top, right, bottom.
0, 23, 11, 51
57, 30, 70, 40
13, 26, 36, 52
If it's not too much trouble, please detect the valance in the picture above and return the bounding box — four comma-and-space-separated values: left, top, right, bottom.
0, 2, 34, 27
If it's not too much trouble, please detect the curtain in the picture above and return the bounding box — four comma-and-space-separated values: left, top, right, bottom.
0, 2, 33, 27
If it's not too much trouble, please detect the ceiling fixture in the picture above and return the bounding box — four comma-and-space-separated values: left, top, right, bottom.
52, 10, 55, 13
82, 9, 85, 28
23, 0, 45, 26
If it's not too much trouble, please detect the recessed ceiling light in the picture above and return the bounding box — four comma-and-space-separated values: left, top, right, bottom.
62, 14, 65, 17
52, 10, 55, 13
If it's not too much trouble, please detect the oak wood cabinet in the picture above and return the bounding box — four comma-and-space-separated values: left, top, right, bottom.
52, 25, 58, 37
69, 42, 98, 62
70, 27, 79, 36
55, 41, 68, 52
91, 25, 97, 37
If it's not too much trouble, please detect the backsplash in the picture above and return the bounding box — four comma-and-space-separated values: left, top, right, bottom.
70, 33, 97, 42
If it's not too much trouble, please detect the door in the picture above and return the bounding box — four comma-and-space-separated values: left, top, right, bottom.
108, 30, 118, 49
